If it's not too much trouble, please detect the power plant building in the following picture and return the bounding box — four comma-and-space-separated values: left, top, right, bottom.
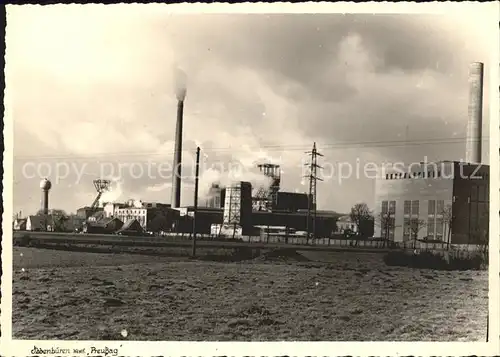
373, 162, 489, 244
373, 62, 489, 245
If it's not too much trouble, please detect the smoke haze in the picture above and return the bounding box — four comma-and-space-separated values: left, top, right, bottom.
199, 167, 273, 199
99, 178, 124, 206
132, 199, 143, 208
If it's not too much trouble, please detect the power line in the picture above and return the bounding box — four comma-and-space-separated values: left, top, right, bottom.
13, 136, 490, 161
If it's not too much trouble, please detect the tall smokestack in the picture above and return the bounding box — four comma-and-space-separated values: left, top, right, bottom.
171, 98, 184, 208
465, 62, 484, 164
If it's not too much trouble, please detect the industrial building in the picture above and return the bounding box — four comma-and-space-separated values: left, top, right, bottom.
171, 204, 339, 237
170, 174, 338, 237
199, 169, 334, 237
374, 161, 489, 243
373, 62, 489, 245
197, 158, 326, 237
274, 192, 310, 212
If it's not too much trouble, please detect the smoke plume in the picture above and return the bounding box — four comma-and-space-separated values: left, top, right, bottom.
99, 178, 123, 206
173, 66, 187, 101
199, 167, 273, 200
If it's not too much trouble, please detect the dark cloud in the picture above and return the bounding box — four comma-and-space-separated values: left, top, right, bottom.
165, 13, 489, 145
167, 14, 476, 94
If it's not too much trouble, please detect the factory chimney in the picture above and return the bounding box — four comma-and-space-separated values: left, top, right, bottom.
171, 89, 186, 208
39, 178, 52, 215
465, 62, 484, 164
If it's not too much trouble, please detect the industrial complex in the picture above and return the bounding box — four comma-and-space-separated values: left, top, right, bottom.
71, 160, 339, 238
13, 62, 490, 246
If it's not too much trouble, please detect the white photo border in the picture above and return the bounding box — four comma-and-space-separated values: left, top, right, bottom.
1, 2, 499, 356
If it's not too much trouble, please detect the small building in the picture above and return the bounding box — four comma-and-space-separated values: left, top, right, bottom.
87, 210, 106, 223
77, 206, 103, 220
336, 215, 357, 234
65, 216, 87, 232
26, 215, 47, 231
13, 218, 27, 231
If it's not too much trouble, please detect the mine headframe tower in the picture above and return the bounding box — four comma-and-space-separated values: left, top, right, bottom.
91, 179, 111, 211
252, 163, 281, 211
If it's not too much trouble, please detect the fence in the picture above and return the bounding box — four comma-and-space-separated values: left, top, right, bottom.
159, 232, 484, 252
15, 229, 484, 253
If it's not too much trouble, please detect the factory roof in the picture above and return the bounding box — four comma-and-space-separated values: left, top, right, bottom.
86, 216, 122, 228
376, 161, 489, 180
181, 205, 339, 213
179, 206, 223, 212
119, 219, 143, 232
295, 209, 341, 217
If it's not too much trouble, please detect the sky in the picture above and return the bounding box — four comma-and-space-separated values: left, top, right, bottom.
6, 4, 496, 216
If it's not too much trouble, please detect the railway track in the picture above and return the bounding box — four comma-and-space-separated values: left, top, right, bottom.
13, 231, 394, 254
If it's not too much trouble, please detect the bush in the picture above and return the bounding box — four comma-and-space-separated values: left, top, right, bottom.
450, 252, 488, 271
13, 234, 31, 247
383, 250, 487, 271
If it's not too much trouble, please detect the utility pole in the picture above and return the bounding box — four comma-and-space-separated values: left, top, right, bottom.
192, 147, 201, 258
304, 142, 323, 243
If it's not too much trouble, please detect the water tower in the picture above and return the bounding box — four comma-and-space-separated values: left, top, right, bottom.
39, 178, 52, 215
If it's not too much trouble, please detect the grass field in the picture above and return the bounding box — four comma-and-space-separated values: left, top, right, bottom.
12, 247, 488, 341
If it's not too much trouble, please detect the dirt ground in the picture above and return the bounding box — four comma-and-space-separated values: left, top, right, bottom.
12, 247, 488, 341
